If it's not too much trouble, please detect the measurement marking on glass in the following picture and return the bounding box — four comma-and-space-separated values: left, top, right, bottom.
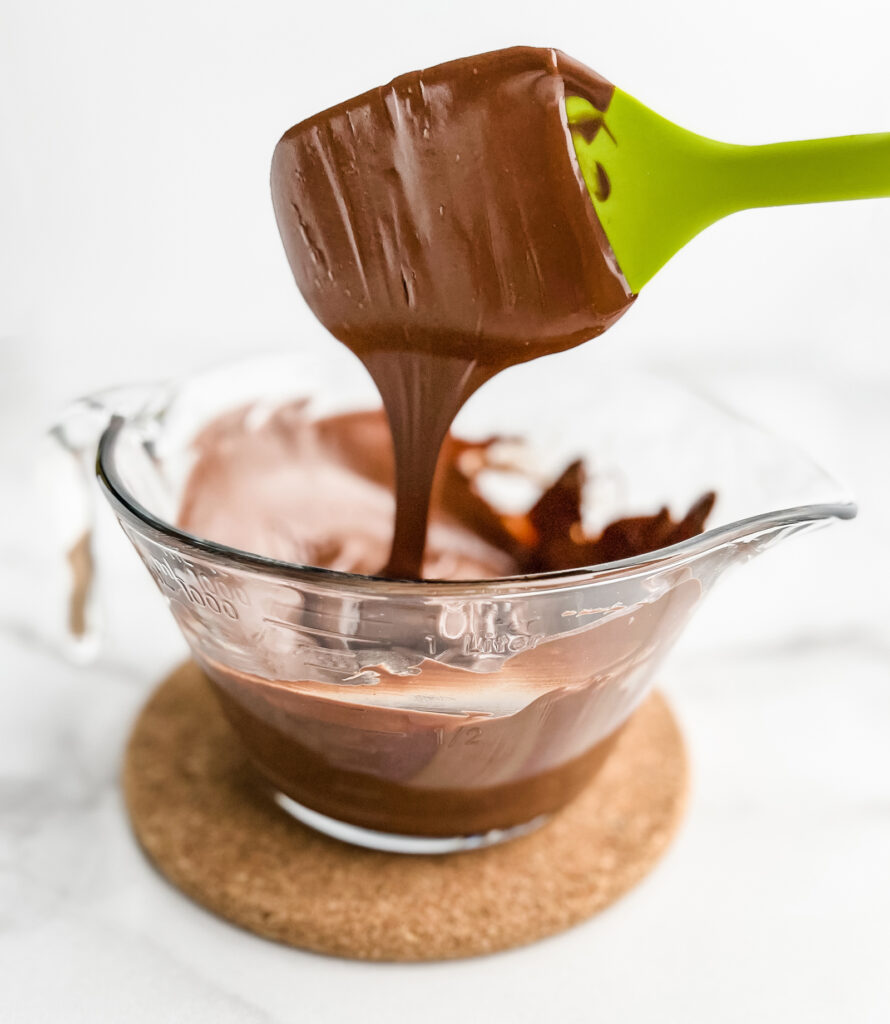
262, 616, 384, 644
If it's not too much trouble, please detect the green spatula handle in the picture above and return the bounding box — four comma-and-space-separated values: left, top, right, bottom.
719, 130, 890, 209
568, 91, 890, 292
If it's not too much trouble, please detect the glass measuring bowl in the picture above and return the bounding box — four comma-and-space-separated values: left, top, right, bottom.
61, 348, 855, 853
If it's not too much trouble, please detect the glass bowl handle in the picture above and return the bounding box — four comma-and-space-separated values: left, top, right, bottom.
46, 383, 169, 659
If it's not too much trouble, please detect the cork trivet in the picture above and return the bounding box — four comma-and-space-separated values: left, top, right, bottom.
123, 662, 688, 961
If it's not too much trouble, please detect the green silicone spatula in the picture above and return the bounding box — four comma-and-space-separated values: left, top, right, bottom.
567, 91, 890, 293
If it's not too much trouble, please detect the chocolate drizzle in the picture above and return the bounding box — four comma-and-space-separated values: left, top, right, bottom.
272, 46, 635, 578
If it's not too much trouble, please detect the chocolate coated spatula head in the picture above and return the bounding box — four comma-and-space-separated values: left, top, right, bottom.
271, 47, 635, 368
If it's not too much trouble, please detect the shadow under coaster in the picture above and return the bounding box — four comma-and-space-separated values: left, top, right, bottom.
123, 662, 688, 961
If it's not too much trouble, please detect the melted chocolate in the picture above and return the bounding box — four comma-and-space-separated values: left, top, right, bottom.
179, 405, 715, 579
178, 405, 713, 836
198, 574, 702, 836
272, 46, 635, 577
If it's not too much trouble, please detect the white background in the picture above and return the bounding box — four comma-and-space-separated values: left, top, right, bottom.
2, 1, 889, 1021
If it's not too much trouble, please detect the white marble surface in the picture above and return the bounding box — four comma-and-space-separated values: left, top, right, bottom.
3, 1, 890, 1018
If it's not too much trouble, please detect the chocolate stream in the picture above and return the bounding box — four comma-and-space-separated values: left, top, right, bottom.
272, 46, 635, 577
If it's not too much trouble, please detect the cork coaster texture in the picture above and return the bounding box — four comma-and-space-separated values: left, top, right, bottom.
123, 662, 688, 961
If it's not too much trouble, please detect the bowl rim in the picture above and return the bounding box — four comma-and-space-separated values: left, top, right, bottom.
96, 413, 857, 595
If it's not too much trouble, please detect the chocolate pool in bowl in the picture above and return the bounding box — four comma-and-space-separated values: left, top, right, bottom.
176, 401, 710, 838
91, 351, 854, 852
199, 576, 699, 839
